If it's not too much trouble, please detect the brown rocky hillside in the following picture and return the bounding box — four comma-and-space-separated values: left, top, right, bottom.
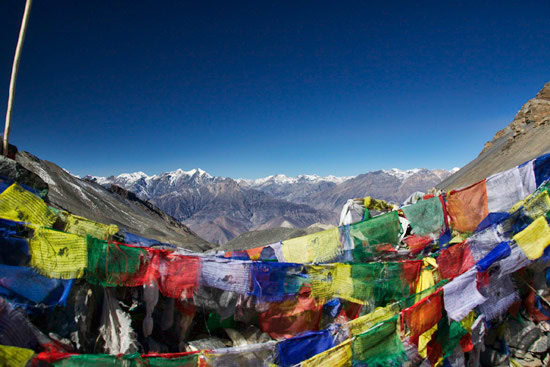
438, 81, 550, 191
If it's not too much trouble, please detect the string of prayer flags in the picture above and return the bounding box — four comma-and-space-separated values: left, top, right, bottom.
351, 315, 406, 367
0, 183, 57, 227
29, 227, 88, 279
446, 180, 489, 233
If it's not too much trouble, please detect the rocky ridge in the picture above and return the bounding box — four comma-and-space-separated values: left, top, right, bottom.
438, 81, 550, 191
14, 151, 212, 251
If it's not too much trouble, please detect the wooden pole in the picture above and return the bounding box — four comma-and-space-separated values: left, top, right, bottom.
3, 0, 33, 157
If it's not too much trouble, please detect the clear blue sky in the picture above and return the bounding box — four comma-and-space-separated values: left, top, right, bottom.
1, 1, 548, 179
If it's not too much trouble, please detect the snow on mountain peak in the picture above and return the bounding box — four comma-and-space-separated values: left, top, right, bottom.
179, 168, 211, 177
383, 168, 422, 180
236, 173, 353, 186
118, 171, 148, 181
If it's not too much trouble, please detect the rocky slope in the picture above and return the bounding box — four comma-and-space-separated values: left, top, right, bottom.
14, 151, 212, 251
438, 81, 550, 191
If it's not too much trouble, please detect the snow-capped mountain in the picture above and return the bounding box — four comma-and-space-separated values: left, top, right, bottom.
88, 168, 219, 201
237, 174, 352, 186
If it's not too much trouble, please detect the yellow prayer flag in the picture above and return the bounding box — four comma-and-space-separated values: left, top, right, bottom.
301, 340, 352, 367
413, 257, 439, 358
347, 304, 397, 336
309, 265, 335, 300
309, 263, 355, 302
282, 235, 310, 263
460, 311, 476, 333
333, 263, 355, 302
523, 191, 550, 220
0, 344, 34, 367
418, 324, 438, 358
282, 227, 341, 263
363, 196, 394, 211
30, 227, 88, 279
0, 183, 57, 226
65, 213, 119, 240
513, 217, 550, 260
415, 257, 438, 303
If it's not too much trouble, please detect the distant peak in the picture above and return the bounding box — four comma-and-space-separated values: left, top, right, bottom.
383, 168, 422, 180
237, 173, 353, 186
118, 171, 149, 180
170, 168, 211, 177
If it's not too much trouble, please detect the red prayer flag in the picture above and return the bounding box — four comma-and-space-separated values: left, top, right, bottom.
402, 289, 443, 342
437, 241, 475, 280
258, 287, 322, 339
403, 235, 433, 255
158, 253, 201, 299
401, 259, 423, 293
446, 180, 489, 233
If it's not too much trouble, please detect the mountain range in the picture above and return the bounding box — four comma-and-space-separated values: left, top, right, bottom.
87, 167, 455, 244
